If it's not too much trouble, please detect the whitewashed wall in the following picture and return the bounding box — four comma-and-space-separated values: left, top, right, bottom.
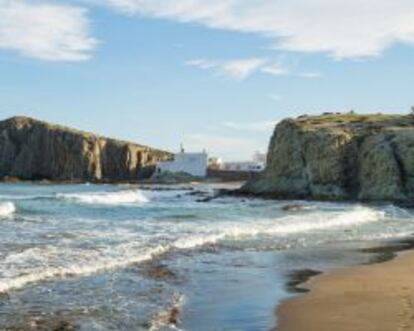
156, 152, 208, 177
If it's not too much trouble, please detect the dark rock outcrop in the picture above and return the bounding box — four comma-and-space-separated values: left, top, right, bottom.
242, 113, 414, 202
0, 116, 171, 182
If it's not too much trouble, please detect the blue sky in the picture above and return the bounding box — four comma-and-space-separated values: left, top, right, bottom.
1, 1, 414, 160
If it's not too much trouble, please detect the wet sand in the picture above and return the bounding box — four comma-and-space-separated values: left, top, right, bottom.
278, 250, 414, 331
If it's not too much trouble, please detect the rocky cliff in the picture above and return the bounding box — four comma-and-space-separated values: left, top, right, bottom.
0, 116, 171, 182
242, 113, 414, 202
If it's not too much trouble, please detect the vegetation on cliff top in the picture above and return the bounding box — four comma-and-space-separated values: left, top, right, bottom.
294, 113, 414, 130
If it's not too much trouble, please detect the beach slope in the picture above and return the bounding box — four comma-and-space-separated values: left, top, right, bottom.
278, 251, 414, 331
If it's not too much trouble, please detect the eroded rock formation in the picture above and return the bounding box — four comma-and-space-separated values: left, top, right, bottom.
242, 113, 414, 201
0, 116, 171, 181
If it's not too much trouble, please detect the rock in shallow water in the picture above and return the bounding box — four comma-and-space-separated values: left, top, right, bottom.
281, 204, 317, 212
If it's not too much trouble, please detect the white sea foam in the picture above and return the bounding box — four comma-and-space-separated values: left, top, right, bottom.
0, 202, 15, 217
57, 190, 149, 205
0, 238, 210, 293
149, 294, 186, 331
0, 245, 168, 293
246, 206, 385, 237
0, 234, 214, 293
0, 206, 385, 293
172, 206, 385, 248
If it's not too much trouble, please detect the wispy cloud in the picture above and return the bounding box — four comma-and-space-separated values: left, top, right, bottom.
186, 57, 289, 80
260, 63, 289, 76
222, 120, 278, 132
185, 59, 217, 70
220, 58, 267, 80
0, 0, 97, 62
300, 72, 323, 79
99, 0, 414, 59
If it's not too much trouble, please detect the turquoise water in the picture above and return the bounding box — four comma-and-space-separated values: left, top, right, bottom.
0, 183, 413, 330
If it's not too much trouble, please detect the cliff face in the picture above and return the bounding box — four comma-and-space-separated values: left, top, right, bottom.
0, 116, 171, 181
243, 113, 414, 201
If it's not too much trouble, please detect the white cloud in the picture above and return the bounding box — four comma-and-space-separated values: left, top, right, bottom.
222, 120, 278, 132
220, 58, 267, 80
98, 0, 414, 59
300, 72, 323, 79
185, 58, 217, 70
183, 133, 265, 161
0, 0, 97, 61
186, 57, 267, 80
186, 57, 288, 80
260, 63, 289, 76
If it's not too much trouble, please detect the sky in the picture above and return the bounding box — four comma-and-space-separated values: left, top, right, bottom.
1, 1, 414, 160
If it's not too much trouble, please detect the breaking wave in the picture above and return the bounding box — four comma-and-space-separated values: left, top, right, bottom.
0, 245, 168, 293
56, 190, 149, 205
172, 206, 385, 248
250, 205, 384, 236
0, 202, 16, 217
0, 206, 384, 293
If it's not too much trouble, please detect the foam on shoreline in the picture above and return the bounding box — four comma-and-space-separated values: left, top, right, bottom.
0, 202, 15, 217
0, 205, 385, 294
56, 190, 149, 205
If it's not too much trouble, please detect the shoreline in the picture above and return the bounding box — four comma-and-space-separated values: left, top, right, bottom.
1, 181, 412, 330
276, 238, 414, 331
0, 177, 246, 186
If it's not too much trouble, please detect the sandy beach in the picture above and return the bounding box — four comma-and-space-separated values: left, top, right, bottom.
278, 250, 414, 331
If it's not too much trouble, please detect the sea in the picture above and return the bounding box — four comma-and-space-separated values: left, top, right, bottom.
0, 182, 413, 330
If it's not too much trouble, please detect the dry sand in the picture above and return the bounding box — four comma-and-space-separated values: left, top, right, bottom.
278, 251, 414, 331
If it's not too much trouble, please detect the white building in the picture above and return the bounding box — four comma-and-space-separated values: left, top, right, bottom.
223, 161, 265, 172
253, 151, 267, 164
208, 157, 224, 170
221, 151, 266, 173
155, 147, 208, 178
